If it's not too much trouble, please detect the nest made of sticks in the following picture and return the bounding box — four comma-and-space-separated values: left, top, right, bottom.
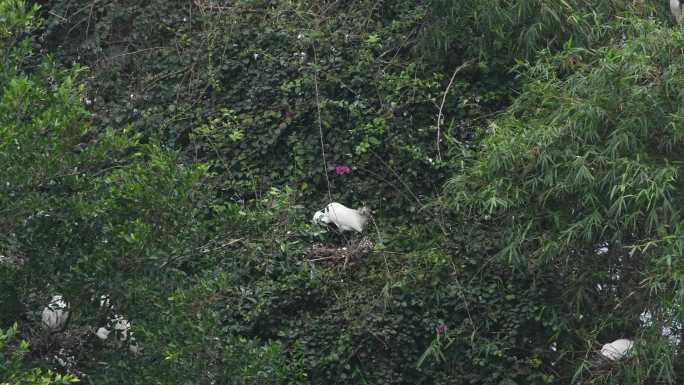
21, 325, 92, 379
306, 237, 374, 269
585, 352, 636, 378
0, 252, 25, 266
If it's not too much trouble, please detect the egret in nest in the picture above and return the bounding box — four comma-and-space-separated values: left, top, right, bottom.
600, 338, 634, 361
42, 295, 69, 331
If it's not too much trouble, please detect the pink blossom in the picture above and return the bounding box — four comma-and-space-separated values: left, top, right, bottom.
435, 324, 445, 334
334, 165, 351, 175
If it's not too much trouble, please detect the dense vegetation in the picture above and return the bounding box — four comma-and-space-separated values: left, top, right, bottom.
3, 0, 684, 384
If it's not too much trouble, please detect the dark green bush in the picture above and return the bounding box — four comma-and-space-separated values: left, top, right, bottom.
37, 0, 667, 221
1, 2, 311, 383
37, 0, 469, 217
7, 0, 684, 384
0, 324, 78, 385
444, 16, 684, 383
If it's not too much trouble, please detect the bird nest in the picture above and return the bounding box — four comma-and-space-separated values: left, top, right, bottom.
0, 253, 24, 266
24, 325, 92, 379
584, 352, 636, 378
306, 237, 374, 269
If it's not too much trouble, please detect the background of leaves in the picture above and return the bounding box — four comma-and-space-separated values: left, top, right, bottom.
3, 0, 684, 384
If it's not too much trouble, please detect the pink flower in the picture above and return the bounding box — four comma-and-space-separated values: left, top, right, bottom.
334, 165, 351, 175
435, 324, 445, 334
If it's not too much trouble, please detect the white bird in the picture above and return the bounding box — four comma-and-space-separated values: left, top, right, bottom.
640, 309, 683, 345
112, 314, 131, 341
41, 295, 69, 331
600, 338, 634, 361
95, 326, 111, 340
671, 0, 683, 24
312, 202, 371, 233
96, 314, 141, 353
99, 294, 112, 310
128, 341, 142, 354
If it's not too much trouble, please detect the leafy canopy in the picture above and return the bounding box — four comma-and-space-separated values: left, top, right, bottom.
445, 16, 684, 383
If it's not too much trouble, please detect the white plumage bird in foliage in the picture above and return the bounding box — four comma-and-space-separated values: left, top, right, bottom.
672, 0, 683, 24
93, 295, 142, 354
600, 338, 634, 361
41, 295, 69, 331
94, 314, 131, 341
95, 326, 111, 340
313, 202, 371, 233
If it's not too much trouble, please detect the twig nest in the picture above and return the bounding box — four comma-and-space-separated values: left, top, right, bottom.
307, 237, 374, 268
600, 338, 634, 361
42, 295, 69, 331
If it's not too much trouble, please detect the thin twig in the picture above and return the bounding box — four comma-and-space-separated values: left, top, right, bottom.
449, 258, 475, 327
370, 151, 423, 207
369, 215, 389, 275
86, 1, 96, 42
95, 47, 168, 65
48, 11, 68, 22
354, 165, 416, 206
309, 255, 344, 262
436, 61, 472, 161
312, 42, 333, 203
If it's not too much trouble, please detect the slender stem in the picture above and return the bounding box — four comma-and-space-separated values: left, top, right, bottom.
436, 61, 472, 161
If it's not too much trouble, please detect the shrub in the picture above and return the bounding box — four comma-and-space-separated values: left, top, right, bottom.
444, 16, 684, 383
0, 324, 78, 385
38, 0, 463, 217
1, 2, 304, 383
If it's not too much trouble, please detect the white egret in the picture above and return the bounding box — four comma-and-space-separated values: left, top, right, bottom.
95, 326, 111, 340
112, 314, 131, 341
95, 313, 141, 354
41, 295, 69, 331
312, 202, 371, 233
672, 0, 683, 24
128, 341, 142, 354
640, 309, 682, 346
600, 338, 634, 361
92, 295, 142, 354
99, 294, 112, 310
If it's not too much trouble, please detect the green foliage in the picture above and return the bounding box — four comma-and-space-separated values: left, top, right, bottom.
1, 2, 308, 383
419, 0, 665, 64
153, 271, 310, 385
416, 1, 668, 163
0, 324, 78, 385
8, 0, 684, 384
142, 193, 561, 385
39, 0, 457, 215
444, 16, 684, 383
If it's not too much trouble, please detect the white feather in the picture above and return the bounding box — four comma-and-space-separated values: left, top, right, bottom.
41, 295, 69, 330
95, 327, 111, 340
112, 315, 131, 341
312, 210, 330, 224
600, 338, 634, 361
99, 294, 112, 309
314, 202, 370, 232
94, 300, 142, 354
129, 342, 142, 354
